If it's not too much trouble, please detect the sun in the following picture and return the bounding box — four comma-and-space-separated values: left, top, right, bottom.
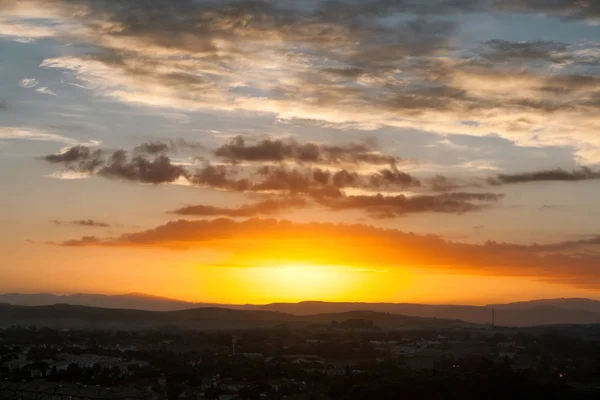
243, 263, 358, 303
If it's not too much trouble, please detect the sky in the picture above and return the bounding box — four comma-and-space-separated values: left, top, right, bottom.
1, 0, 600, 305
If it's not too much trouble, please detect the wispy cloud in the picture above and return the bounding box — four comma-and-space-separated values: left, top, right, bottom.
53, 219, 110, 228
0, 127, 99, 146
19, 78, 38, 88
35, 86, 57, 96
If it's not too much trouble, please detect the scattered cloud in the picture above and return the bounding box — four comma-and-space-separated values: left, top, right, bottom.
43, 142, 501, 218
215, 136, 400, 166
35, 86, 58, 96
315, 192, 503, 218
0, 127, 98, 146
53, 219, 110, 228
488, 167, 600, 185
172, 198, 308, 218
55, 217, 600, 288
19, 78, 38, 88
497, 0, 600, 22
2, 0, 599, 160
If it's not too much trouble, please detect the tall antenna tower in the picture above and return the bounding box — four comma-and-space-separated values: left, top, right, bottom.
232, 335, 238, 355
492, 308, 495, 328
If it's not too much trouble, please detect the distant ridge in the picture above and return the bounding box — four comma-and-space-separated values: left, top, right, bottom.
2, 293, 600, 327
0, 303, 468, 331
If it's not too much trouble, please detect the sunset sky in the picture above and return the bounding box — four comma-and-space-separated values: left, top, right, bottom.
2, 0, 600, 305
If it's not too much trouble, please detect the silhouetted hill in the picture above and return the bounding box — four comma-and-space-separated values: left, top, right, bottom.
488, 298, 600, 312
0, 293, 203, 311
0, 304, 469, 331
3, 293, 600, 327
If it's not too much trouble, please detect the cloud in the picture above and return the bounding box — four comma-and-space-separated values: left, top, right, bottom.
98, 150, 187, 184
481, 40, 574, 64
55, 217, 600, 288
369, 165, 422, 189
315, 192, 503, 218
3, 0, 599, 160
19, 78, 38, 88
42, 142, 502, 218
0, 127, 98, 146
215, 136, 401, 165
43, 146, 105, 172
172, 198, 308, 217
429, 175, 482, 192
488, 167, 600, 185
42, 142, 416, 193
53, 219, 110, 228
134, 141, 170, 155
35, 87, 58, 96
497, 0, 600, 22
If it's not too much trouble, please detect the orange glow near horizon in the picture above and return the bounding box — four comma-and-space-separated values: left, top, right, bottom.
3, 220, 600, 306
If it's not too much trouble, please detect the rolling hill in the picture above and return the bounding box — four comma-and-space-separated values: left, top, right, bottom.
3, 293, 600, 327
0, 303, 469, 331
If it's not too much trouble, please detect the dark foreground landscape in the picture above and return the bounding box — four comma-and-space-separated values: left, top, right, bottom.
3, 299, 600, 399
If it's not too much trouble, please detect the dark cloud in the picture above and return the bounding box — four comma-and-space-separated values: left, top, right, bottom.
56, 217, 600, 287
215, 136, 400, 165
481, 40, 574, 65
332, 170, 359, 188
251, 166, 343, 197
135, 139, 206, 154
369, 166, 421, 189
43, 146, 105, 173
488, 168, 600, 185
497, 0, 600, 21
61, 235, 101, 247
315, 192, 503, 218
42, 143, 505, 218
43, 146, 187, 184
190, 163, 251, 191
135, 141, 170, 155
172, 198, 308, 217
0, 100, 9, 111
53, 219, 111, 228
98, 150, 186, 184
429, 175, 483, 192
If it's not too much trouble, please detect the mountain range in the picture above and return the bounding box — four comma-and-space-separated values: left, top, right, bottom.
3, 293, 600, 327
0, 303, 468, 331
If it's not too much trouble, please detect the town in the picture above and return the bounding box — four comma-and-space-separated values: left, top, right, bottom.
2, 321, 600, 399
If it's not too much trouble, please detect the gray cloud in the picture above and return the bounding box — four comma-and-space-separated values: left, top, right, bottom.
488, 167, 600, 185
189, 163, 252, 191
369, 165, 422, 189
429, 175, 480, 192
43, 146, 187, 184
98, 151, 187, 184
215, 136, 400, 165
134, 141, 170, 155
42, 143, 502, 218
482, 40, 571, 64
53, 219, 110, 228
172, 198, 308, 217
315, 192, 503, 218
43, 146, 105, 173
497, 0, 600, 21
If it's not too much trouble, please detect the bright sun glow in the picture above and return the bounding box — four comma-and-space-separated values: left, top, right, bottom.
240, 263, 360, 303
